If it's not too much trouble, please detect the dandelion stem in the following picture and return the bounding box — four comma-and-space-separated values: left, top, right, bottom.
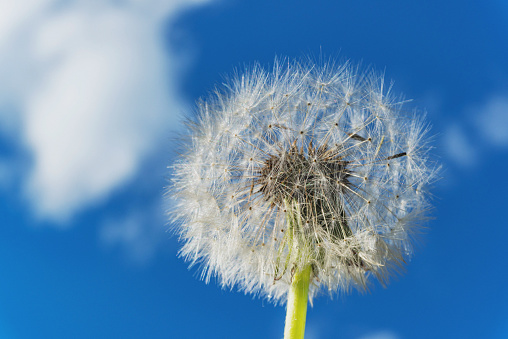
284, 265, 311, 339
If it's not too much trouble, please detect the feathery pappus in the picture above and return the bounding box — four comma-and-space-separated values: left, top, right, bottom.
170, 58, 438, 303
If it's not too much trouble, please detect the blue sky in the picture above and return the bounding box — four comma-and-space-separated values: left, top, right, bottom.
1, 0, 508, 338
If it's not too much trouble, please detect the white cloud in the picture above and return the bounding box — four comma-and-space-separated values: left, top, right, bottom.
0, 1, 50, 47
0, 0, 213, 222
475, 95, 508, 146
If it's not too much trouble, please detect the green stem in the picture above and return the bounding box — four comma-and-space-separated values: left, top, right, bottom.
284, 265, 311, 339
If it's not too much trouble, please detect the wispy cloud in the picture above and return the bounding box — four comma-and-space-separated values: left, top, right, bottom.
358, 330, 399, 339
475, 95, 508, 146
99, 203, 168, 264
444, 124, 478, 167
0, 0, 212, 222
444, 93, 508, 169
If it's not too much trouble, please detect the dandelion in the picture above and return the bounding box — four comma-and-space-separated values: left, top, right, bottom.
170, 58, 438, 339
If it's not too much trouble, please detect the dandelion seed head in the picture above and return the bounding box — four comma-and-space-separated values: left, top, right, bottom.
170, 58, 438, 303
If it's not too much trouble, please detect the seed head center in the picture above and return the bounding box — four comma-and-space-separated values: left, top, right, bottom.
256, 142, 351, 208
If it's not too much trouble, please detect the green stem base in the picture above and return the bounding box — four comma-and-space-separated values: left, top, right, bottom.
284, 265, 311, 339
